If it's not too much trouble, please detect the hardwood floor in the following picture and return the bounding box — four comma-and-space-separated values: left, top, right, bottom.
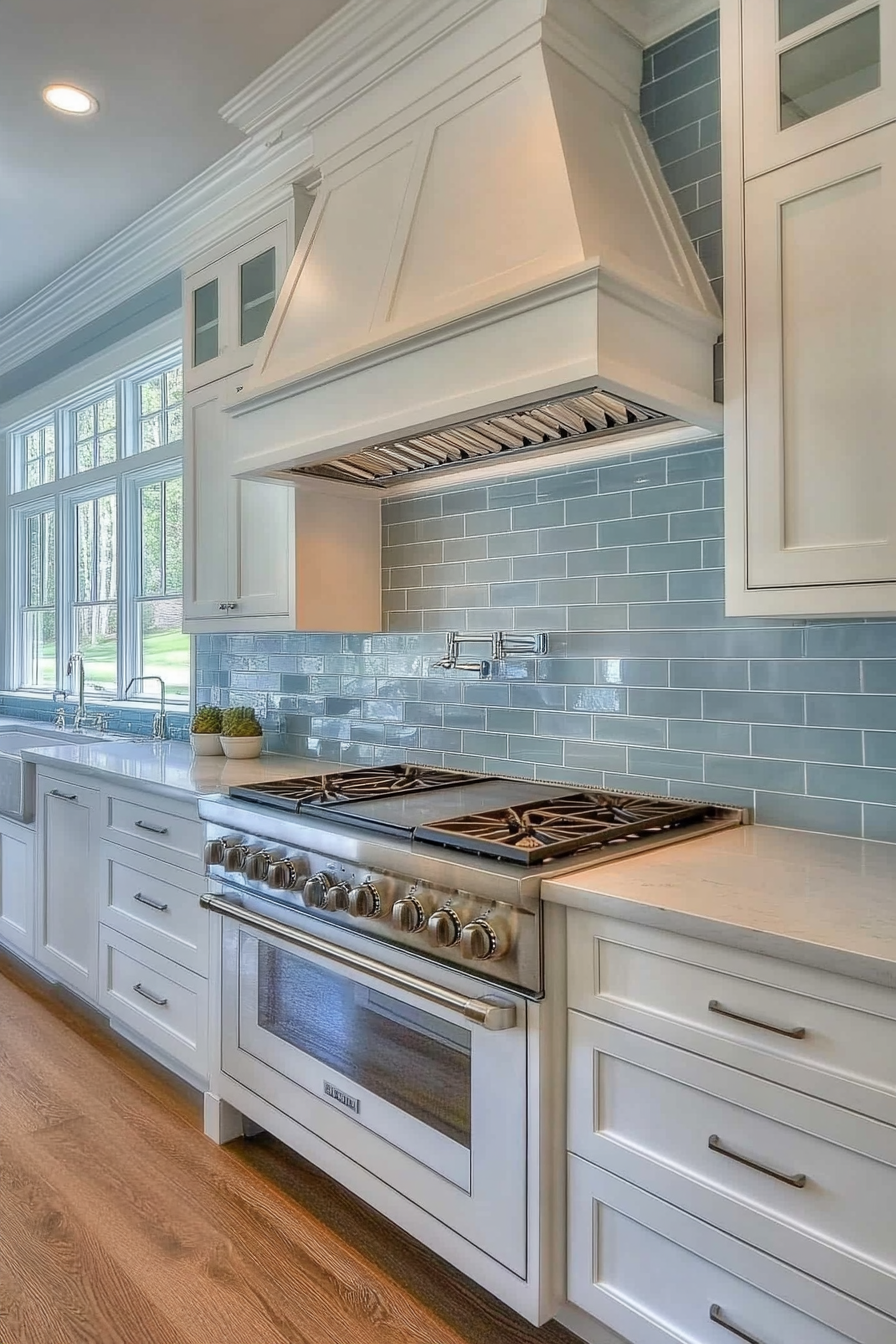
0, 950, 579, 1344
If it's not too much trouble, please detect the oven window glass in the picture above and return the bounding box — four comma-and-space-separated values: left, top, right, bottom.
257, 944, 472, 1148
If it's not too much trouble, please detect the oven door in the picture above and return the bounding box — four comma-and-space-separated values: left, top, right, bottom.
215, 898, 528, 1276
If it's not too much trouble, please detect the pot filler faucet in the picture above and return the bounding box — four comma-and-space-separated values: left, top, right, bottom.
125, 676, 168, 741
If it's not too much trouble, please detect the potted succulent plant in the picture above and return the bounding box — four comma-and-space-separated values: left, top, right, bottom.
190, 705, 223, 755
220, 706, 264, 759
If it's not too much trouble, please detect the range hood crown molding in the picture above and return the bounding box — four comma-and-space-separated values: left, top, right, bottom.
227, 0, 723, 489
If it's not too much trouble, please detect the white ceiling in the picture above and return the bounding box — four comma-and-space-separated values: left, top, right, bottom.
0, 0, 349, 319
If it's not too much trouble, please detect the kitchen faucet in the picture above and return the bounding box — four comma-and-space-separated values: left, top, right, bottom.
125, 676, 168, 740
66, 653, 89, 730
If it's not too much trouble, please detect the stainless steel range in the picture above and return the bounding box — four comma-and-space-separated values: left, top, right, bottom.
198, 766, 744, 1322
201, 764, 744, 997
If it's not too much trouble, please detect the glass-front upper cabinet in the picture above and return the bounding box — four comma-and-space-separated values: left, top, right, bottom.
184, 208, 291, 391
741, 0, 895, 177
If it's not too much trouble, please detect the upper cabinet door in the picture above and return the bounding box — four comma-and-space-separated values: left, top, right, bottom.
184, 213, 291, 391
742, 124, 896, 593
742, 0, 896, 177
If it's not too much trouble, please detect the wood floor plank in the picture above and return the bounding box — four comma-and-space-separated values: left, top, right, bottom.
0, 957, 579, 1344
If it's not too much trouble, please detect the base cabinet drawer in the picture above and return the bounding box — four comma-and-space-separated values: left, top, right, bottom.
100, 846, 207, 975
568, 1157, 893, 1344
569, 1013, 896, 1317
98, 927, 207, 1077
567, 911, 896, 1126
105, 795, 202, 868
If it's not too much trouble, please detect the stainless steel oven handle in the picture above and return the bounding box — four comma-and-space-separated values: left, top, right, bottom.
201, 892, 518, 1031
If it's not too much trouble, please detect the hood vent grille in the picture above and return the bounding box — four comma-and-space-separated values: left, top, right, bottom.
290, 387, 670, 489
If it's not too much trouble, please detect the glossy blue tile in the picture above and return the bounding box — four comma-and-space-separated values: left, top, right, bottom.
630, 688, 702, 719
806, 623, 896, 659
629, 541, 703, 573
629, 747, 704, 781
704, 691, 805, 725
567, 687, 627, 713
566, 492, 632, 525
592, 714, 667, 746
535, 710, 592, 739
511, 683, 566, 710
538, 578, 597, 605
538, 523, 597, 554
536, 658, 595, 684
599, 458, 667, 493
536, 469, 598, 501
567, 605, 628, 632
807, 693, 896, 730
706, 755, 805, 793
864, 732, 896, 768
668, 719, 750, 754
419, 727, 463, 752
488, 529, 538, 558
599, 514, 669, 547
512, 552, 566, 581
563, 740, 629, 773
465, 508, 511, 537
442, 704, 487, 730
670, 508, 724, 541
671, 659, 748, 689
750, 724, 862, 766
863, 803, 896, 843
630, 600, 727, 629
668, 568, 724, 601
807, 763, 896, 805
862, 661, 896, 693
486, 708, 535, 734
666, 444, 723, 482
754, 792, 862, 837
750, 660, 860, 693
567, 547, 629, 577
507, 734, 564, 765
632, 482, 703, 515
596, 658, 669, 687
512, 501, 565, 531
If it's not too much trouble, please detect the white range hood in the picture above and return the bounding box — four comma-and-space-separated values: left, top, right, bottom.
227, 0, 722, 489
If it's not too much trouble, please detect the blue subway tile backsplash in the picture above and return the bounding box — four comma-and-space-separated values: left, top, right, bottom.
192, 437, 896, 843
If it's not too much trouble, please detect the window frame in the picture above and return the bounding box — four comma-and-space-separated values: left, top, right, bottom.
5, 341, 189, 703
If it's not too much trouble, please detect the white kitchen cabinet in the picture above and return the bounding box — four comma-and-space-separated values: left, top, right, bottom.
564, 910, 896, 1339
183, 371, 382, 632
741, 0, 896, 179
184, 210, 291, 392
0, 814, 34, 958
35, 771, 100, 1000
723, 1, 896, 615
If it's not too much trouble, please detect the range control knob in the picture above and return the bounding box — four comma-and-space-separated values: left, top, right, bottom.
204, 838, 227, 866
224, 844, 251, 872
392, 895, 426, 933
460, 919, 501, 961
245, 849, 277, 882
267, 859, 301, 891
348, 882, 382, 919
330, 882, 351, 912
427, 907, 463, 948
303, 872, 336, 909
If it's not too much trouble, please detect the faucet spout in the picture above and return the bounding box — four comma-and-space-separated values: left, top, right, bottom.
66, 653, 87, 729
125, 676, 168, 740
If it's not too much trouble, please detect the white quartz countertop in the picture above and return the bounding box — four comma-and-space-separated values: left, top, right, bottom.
543, 824, 896, 988
20, 736, 342, 802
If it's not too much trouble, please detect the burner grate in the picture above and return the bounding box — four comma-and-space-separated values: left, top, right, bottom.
414, 792, 715, 865
230, 765, 488, 812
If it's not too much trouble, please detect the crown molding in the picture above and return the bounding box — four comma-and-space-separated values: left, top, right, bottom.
0, 129, 314, 382
220, 0, 506, 143
590, 0, 716, 45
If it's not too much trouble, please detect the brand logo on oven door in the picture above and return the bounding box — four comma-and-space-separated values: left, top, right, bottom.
324, 1081, 360, 1114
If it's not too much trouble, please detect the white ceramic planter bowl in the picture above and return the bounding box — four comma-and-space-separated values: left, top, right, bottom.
220, 735, 263, 759
191, 732, 223, 756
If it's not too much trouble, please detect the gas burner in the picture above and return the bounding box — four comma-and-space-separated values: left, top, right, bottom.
414, 792, 714, 865
230, 765, 489, 813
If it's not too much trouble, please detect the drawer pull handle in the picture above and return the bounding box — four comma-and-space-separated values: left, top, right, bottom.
135, 820, 169, 836
50, 789, 78, 802
710, 1304, 764, 1344
708, 999, 806, 1039
133, 982, 168, 1008
133, 891, 169, 912
708, 1134, 806, 1188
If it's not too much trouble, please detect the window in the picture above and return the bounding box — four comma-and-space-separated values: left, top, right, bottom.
22, 509, 56, 689
24, 422, 56, 488
7, 344, 189, 702
136, 365, 183, 452
74, 392, 118, 472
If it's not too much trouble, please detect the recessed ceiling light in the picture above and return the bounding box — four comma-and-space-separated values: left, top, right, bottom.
42, 84, 99, 116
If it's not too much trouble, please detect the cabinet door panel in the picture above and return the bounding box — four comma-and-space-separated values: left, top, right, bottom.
182, 378, 238, 621
0, 823, 34, 956
744, 126, 896, 590
234, 476, 291, 619
36, 776, 99, 998
743, 0, 896, 176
